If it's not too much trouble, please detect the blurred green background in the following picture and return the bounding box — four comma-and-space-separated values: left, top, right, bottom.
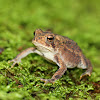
0, 0, 100, 100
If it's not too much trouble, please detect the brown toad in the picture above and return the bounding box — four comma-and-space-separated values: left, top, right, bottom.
9, 29, 93, 85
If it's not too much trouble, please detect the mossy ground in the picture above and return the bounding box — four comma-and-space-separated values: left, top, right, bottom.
0, 0, 100, 100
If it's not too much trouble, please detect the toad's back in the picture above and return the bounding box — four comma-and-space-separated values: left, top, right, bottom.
52, 35, 87, 68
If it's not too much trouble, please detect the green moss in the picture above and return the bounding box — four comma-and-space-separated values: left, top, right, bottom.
0, 0, 100, 99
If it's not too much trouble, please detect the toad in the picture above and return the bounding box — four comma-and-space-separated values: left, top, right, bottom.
9, 29, 93, 85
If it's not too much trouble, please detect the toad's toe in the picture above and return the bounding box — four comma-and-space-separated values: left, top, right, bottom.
80, 71, 91, 80
40, 78, 55, 85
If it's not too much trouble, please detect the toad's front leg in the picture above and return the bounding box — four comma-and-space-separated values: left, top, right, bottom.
40, 54, 67, 85
8, 47, 42, 68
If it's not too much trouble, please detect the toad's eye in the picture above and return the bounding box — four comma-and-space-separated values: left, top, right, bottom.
47, 35, 54, 42
33, 31, 35, 36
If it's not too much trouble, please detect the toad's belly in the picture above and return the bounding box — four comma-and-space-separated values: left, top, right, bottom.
42, 52, 56, 63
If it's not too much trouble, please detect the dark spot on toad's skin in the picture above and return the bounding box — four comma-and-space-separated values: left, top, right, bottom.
64, 47, 67, 51
68, 41, 71, 44
63, 41, 65, 44
55, 75, 60, 79
51, 79, 55, 81
54, 55, 59, 63
51, 42, 55, 48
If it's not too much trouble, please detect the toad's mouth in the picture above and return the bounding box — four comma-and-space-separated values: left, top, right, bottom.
33, 41, 53, 52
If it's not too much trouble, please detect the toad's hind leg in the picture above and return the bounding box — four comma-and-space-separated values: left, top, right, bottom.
80, 59, 93, 80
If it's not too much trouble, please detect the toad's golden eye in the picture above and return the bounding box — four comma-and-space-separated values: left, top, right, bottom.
47, 35, 54, 42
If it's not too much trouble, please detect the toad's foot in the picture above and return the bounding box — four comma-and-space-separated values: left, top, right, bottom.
80, 71, 91, 80
8, 58, 21, 68
40, 78, 55, 85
